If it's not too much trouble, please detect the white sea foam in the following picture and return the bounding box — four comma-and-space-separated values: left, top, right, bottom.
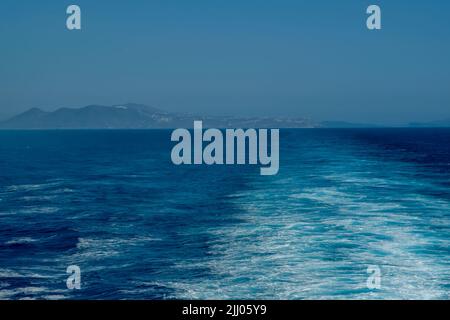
164, 163, 450, 299
73, 236, 160, 260
19, 207, 59, 214
5, 237, 39, 245
5, 182, 61, 192
0, 268, 52, 279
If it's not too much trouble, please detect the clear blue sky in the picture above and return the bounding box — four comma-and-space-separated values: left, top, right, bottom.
0, 0, 449, 124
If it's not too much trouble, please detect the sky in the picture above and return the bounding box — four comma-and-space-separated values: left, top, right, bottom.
0, 0, 449, 124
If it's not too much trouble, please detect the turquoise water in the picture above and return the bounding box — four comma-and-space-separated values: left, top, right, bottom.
0, 129, 449, 299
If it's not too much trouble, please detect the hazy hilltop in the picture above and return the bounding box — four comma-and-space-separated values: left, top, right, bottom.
0, 103, 317, 129
1, 103, 448, 129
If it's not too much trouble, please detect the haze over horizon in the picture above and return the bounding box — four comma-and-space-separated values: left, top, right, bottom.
1, 0, 449, 125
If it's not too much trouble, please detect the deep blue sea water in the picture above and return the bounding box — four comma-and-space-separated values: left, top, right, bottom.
0, 128, 449, 299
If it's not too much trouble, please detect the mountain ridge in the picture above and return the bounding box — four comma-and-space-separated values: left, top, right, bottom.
0, 103, 317, 129
2, 104, 448, 129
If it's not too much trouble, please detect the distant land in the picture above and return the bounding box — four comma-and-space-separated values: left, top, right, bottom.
0, 103, 317, 129
0, 103, 448, 129
408, 120, 450, 128
320, 121, 383, 128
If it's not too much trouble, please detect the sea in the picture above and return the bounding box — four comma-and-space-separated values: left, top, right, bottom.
0, 128, 449, 299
